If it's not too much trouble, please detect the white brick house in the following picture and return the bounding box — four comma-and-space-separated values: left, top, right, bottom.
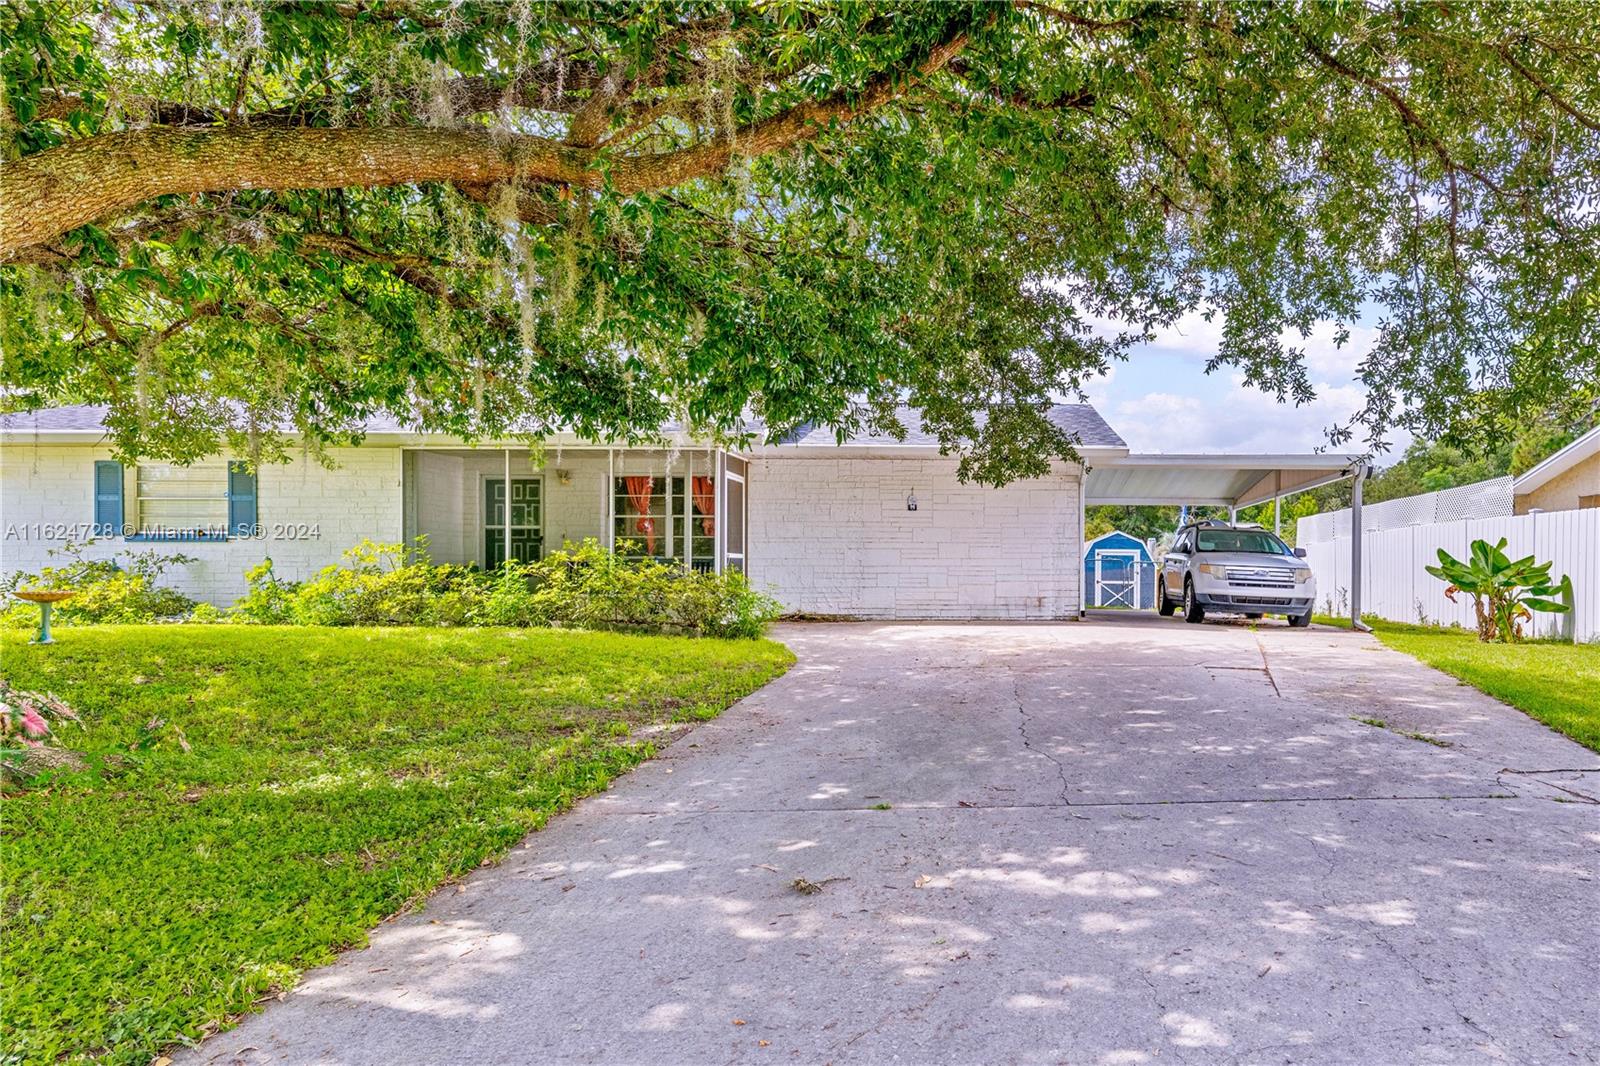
1, 404, 1128, 619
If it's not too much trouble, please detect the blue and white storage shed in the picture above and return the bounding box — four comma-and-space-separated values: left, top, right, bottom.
1083, 530, 1156, 609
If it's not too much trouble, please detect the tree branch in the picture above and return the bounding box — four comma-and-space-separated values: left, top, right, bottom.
0, 127, 590, 259
1495, 41, 1600, 133
79, 287, 128, 347
0, 28, 970, 259
1302, 38, 1510, 199
607, 29, 970, 192
1012, 1, 1136, 33
294, 233, 475, 306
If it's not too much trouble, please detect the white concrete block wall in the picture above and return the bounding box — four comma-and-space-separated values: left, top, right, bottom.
1, 443, 402, 606
746, 456, 1082, 619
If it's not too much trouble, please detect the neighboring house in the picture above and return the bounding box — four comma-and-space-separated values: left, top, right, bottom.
1514, 424, 1600, 514
0, 404, 1128, 619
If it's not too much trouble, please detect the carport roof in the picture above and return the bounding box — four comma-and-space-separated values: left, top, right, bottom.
1084, 453, 1362, 507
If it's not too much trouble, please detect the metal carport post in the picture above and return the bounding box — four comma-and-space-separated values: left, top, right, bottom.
1349, 461, 1368, 632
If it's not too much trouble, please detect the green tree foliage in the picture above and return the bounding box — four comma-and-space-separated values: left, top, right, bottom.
2, 2, 1598, 479
1085, 505, 1178, 544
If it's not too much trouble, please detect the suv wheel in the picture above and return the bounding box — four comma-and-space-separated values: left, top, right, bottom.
1288, 610, 1312, 628
1183, 580, 1205, 624
1157, 580, 1177, 617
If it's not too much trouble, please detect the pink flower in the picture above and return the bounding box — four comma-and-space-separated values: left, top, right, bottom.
20, 706, 50, 738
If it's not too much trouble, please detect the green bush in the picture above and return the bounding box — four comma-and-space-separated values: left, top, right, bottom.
231, 538, 781, 638
1, 541, 197, 625
1425, 537, 1571, 643
3, 538, 781, 639
517, 539, 781, 637
251, 539, 480, 627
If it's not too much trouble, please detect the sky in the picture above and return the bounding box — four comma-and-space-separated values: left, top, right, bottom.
1078, 311, 1413, 459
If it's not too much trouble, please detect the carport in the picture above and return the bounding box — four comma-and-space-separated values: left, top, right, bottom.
1082, 453, 1368, 625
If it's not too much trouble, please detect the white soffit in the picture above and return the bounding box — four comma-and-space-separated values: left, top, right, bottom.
1084, 454, 1361, 507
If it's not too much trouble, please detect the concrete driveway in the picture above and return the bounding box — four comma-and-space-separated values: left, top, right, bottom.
190, 616, 1598, 1065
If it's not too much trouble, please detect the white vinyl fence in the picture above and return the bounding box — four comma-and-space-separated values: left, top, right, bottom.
1295, 476, 1512, 543
1299, 509, 1600, 642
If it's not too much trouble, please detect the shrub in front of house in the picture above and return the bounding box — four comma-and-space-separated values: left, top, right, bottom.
231, 538, 780, 638
509, 539, 782, 639
3, 539, 779, 638
1425, 537, 1571, 643
0, 541, 197, 626
237, 540, 481, 627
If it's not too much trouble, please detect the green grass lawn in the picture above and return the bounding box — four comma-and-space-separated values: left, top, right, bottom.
1316, 616, 1600, 752
0, 625, 792, 1066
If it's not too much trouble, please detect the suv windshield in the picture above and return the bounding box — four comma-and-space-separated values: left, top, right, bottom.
1195, 529, 1293, 555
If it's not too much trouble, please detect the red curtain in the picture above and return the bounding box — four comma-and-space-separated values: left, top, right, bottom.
691, 476, 716, 537
623, 476, 657, 554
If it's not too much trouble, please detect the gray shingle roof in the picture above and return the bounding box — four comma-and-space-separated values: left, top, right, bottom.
1, 403, 117, 433
2, 402, 1125, 449
0, 404, 417, 435
774, 404, 1125, 449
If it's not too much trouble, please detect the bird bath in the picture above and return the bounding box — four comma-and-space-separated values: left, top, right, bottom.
12, 590, 75, 644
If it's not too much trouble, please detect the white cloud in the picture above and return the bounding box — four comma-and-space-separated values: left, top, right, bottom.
1084, 308, 1226, 361
1074, 305, 1408, 456
1105, 376, 1405, 455
1078, 364, 1117, 411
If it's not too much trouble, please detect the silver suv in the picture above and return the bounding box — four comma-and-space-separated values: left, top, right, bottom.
1157, 521, 1315, 627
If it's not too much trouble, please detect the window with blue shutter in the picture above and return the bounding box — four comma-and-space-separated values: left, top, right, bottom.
93, 461, 124, 536
227, 462, 258, 537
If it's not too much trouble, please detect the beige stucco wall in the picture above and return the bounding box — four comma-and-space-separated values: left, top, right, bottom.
1514, 451, 1600, 514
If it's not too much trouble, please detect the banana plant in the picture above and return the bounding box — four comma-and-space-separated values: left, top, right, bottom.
1425, 538, 1571, 643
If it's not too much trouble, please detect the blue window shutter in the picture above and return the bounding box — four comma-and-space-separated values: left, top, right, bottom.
227, 462, 257, 537
93, 461, 124, 536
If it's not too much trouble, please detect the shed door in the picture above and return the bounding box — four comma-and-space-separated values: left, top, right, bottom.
1093, 549, 1141, 608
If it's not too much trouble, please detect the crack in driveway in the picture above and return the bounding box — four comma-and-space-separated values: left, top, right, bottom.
1011, 674, 1072, 804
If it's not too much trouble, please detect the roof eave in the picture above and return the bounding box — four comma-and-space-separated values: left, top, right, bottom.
1511, 425, 1600, 495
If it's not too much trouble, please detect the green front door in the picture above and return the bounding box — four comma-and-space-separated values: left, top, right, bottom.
485, 478, 542, 567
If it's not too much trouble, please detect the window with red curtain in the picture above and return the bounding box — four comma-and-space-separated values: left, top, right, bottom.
622, 476, 657, 555
691, 475, 715, 537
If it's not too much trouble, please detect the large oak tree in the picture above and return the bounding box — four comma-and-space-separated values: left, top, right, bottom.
1, 1, 1596, 476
